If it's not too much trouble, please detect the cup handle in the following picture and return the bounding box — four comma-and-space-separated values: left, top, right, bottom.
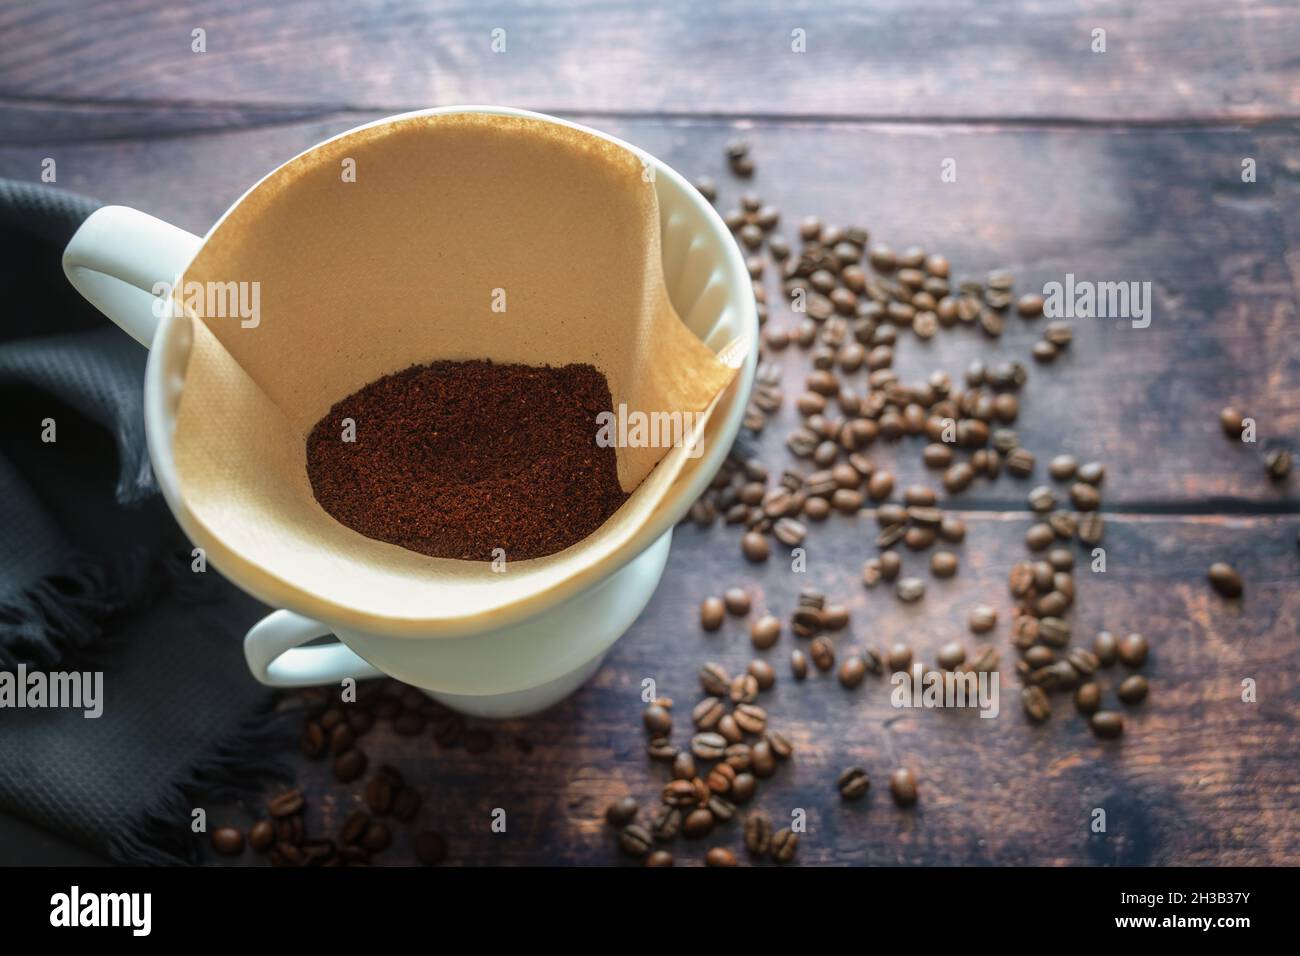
244, 610, 385, 688
62, 205, 203, 348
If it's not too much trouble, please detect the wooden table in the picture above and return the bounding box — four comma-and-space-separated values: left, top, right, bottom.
2, 0, 1297, 866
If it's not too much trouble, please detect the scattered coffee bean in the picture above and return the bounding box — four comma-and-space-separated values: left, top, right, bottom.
810, 635, 836, 671
930, 550, 959, 578
1022, 686, 1051, 722
791, 649, 808, 680
1207, 562, 1243, 598
744, 811, 773, 855
1090, 711, 1124, 739
1219, 406, 1246, 438
1074, 682, 1102, 714
1117, 633, 1148, 668
212, 826, 245, 856
606, 797, 638, 827
1117, 674, 1149, 704
619, 824, 653, 857
748, 659, 776, 690
838, 655, 866, 688
1092, 630, 1118, 666
645, 849, 674, 867
897, 577, 925, 602
968, 604, 997, 633
889, 768, 918, 806
700, 597, 725, 631
771, 827, 799, 863
838, 767, 870, 800
750, 614, 781, 649
723, 588, 751, 616
706, 846, 737, 867
643, 704, 671, 736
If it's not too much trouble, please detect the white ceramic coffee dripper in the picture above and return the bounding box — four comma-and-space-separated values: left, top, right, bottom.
62, 106, 756, 718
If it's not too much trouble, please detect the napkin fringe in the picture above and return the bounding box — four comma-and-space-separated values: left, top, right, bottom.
0, 549, 155, 668
108, 707, 297, 866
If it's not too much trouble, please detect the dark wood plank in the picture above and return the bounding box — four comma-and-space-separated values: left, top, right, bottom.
242, 512, 1300, 866
1, 1, 1299, 122
3, 112, 1296, 507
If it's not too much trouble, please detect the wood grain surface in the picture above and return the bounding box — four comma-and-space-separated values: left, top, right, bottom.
0, 0, 1296, 866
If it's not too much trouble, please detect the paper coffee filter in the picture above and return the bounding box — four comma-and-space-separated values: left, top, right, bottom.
170, 112, 745, 633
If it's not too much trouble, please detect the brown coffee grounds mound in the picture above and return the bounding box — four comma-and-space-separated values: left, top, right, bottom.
306, 359, 629, 561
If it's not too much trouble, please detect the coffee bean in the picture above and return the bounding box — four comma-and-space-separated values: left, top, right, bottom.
707, 762, 736, 794
1219, 406, 1245, 438
700, 597, 725, 631
364, 776, 394, 816
691, 732, 727, 760
651, 806, 681, 842
838, 766, 870, 800
1069, 482, 1100, 511
1090, 631, 1117, 667
939, 516, 967, 542
838, 655, 867, 688
723, 588, 751, 616
734, 703, 768, 735
1017, 293, 1044, 317
791, 649, 808, 680
268, 790, 305, 819
1073, 682, 1102, 714
937, 641, 966, 670
897, 577, 925, 602
683, 807, 715, 838
1022, 686, 1051, 722
748, 659, 776, 690
1037, 617, 1070, 647
742, 532, 771, 562
392, 787, 421, 821
670, 752, 696, 783
930, 550, 959, 578
362, 821, 392, 853
766, 730, 794, 760
886, 642, 912, 672
1028, 485, 1057, 512
706, 846, 738, 867
1089, 711, 1124, 739
771, 827, 799, 863
1077, 512, 1105, 544
235, 822, 271, 858
619, 824, 653, 857
810, 635, 836, 671
606, 796, 638, 826
751, 614, 781, 649
744, 811, 773, 855
1048, 454, 1077, 481
717, 714, 743, 744
968, 604, 997, 633
867, 471, 895, 500
730, 673, 760, 705
693, 696, 726, 731
1067, 648, 1100, 677
821, 603, 850, 631
1265, 448, 1292, 480
1117, 633, 1148, 667
645, 849, 674, 867
300, 721, 325, 758
699, 663, 730, 696
1025, 524, 1055, 551
1006, 448, 1035, 477
750, 740, 777, 778
1207, 562, 1243, 598
879, 551, 902, 581
270, 842, 305, 867
1117, 674, 1149, 704
889, 768, 918, 806
211, 826, 244, 856
643, 704, 672, 736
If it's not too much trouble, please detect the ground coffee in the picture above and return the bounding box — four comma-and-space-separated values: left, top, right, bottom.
306, 359, 628, 561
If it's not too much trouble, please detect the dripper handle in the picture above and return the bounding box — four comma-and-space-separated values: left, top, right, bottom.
244, 610, 385, 688
62, 205, 202, 348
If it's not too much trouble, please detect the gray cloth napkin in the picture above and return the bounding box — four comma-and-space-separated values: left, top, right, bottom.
0, 179, 291, 864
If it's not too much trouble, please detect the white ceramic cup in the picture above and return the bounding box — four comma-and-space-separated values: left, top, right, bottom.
62, 106, 756, 718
